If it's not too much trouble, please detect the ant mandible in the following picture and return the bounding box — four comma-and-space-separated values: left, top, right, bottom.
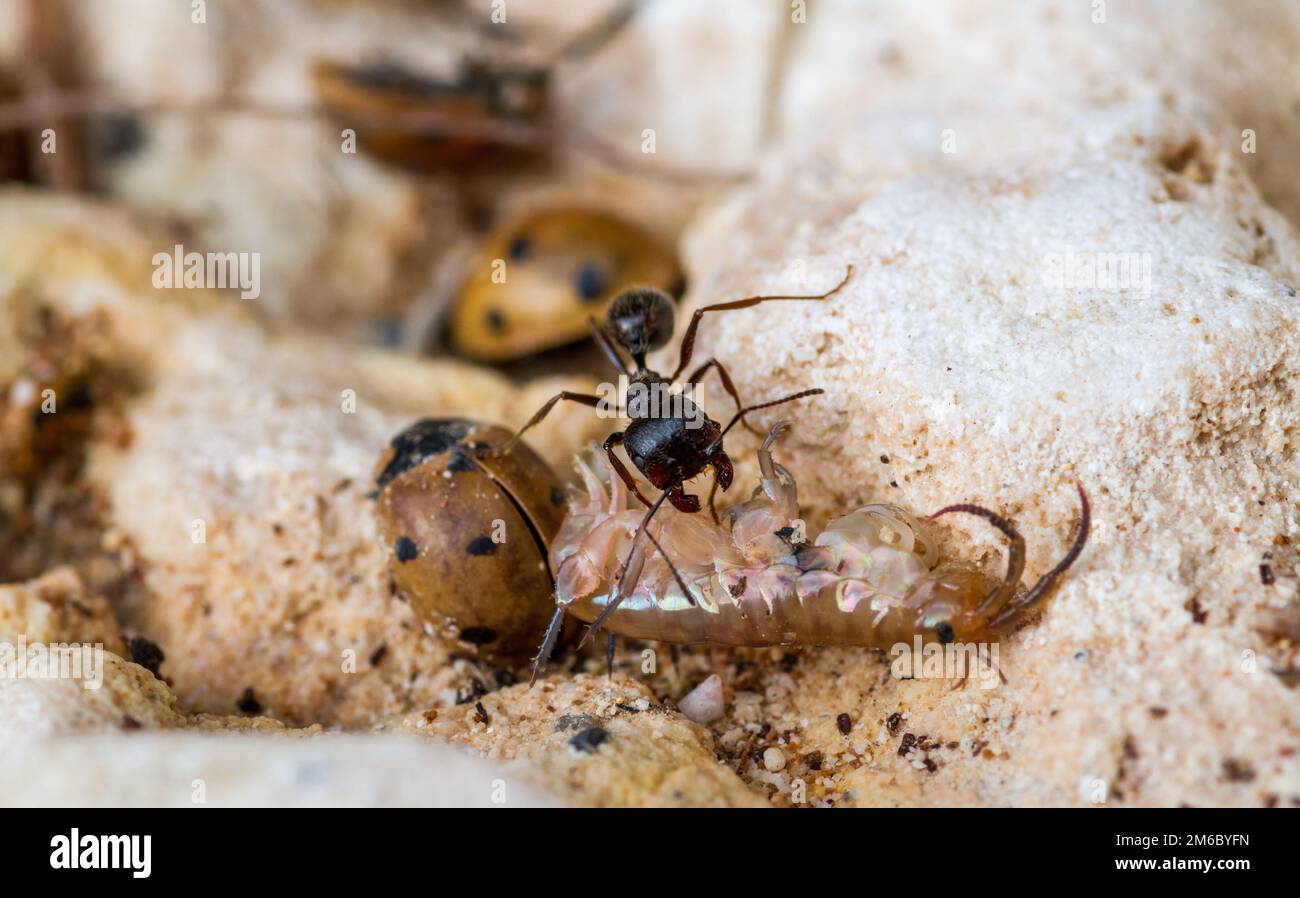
501, 265, 854, 650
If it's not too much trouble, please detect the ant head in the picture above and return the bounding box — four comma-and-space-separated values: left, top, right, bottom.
605, 288, 675, 369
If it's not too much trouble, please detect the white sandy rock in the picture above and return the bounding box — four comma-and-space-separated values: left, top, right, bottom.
673, 99, 1300, 806
678, 674, 725, 725
0, 733, 556, 807
0, 566, 126, 655
777, 0, 1300, 224
393, 674, 767, 807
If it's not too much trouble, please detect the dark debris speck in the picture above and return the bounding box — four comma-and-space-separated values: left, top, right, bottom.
126, 636, 165, 678
569, 725, 610, 754
455, 680, 488, 705
1222, 758, 1256, 783
457, 626, 498, 646
554, 713, 598, 732
836, 713, 853, 736
236, 687, 262, 715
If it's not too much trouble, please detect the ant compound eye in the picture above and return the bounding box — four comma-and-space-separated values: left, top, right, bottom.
606, 288, 675, 359
936, 622, 956, 645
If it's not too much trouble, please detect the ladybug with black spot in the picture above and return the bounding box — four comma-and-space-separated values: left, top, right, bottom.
372, 418, 566, 657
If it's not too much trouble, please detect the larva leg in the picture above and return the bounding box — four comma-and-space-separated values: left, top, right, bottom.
529, 606, 567, 685
989, 483, 1091, 631
669, 266, 854, 380
606, 633, 616, 679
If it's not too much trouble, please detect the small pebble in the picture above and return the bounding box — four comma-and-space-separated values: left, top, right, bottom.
678, 674, 725, 724
763, 747, 787, 772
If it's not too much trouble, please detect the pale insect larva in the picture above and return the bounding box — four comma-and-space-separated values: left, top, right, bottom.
542, 422, 1089, 660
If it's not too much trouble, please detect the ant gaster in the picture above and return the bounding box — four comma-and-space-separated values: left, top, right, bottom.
502, 266, 854, 676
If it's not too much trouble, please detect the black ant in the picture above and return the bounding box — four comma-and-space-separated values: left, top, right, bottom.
501, 266, 854, 676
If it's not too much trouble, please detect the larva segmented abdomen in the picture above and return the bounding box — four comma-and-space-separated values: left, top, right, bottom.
551, 440, 980, 648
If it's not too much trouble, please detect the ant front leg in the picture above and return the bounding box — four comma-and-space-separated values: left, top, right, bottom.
705, 451, 734, 524
501, 391, 605, 454
669, 266, 854, 380
666, 483, 701, 513
603, 432, 654, 508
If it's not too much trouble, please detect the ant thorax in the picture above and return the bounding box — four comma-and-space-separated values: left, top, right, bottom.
621, 371, 705, 428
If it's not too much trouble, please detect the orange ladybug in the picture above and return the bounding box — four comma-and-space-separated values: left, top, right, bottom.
449, 209, 682, 362
373, 418, 566, 658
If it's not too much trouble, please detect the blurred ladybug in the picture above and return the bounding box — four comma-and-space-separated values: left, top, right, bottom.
311, 57, 550, 172
311, 1, 646, 174
0, 3, 652, 178
449, 209, 682, 362
373, 418, 566, 658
